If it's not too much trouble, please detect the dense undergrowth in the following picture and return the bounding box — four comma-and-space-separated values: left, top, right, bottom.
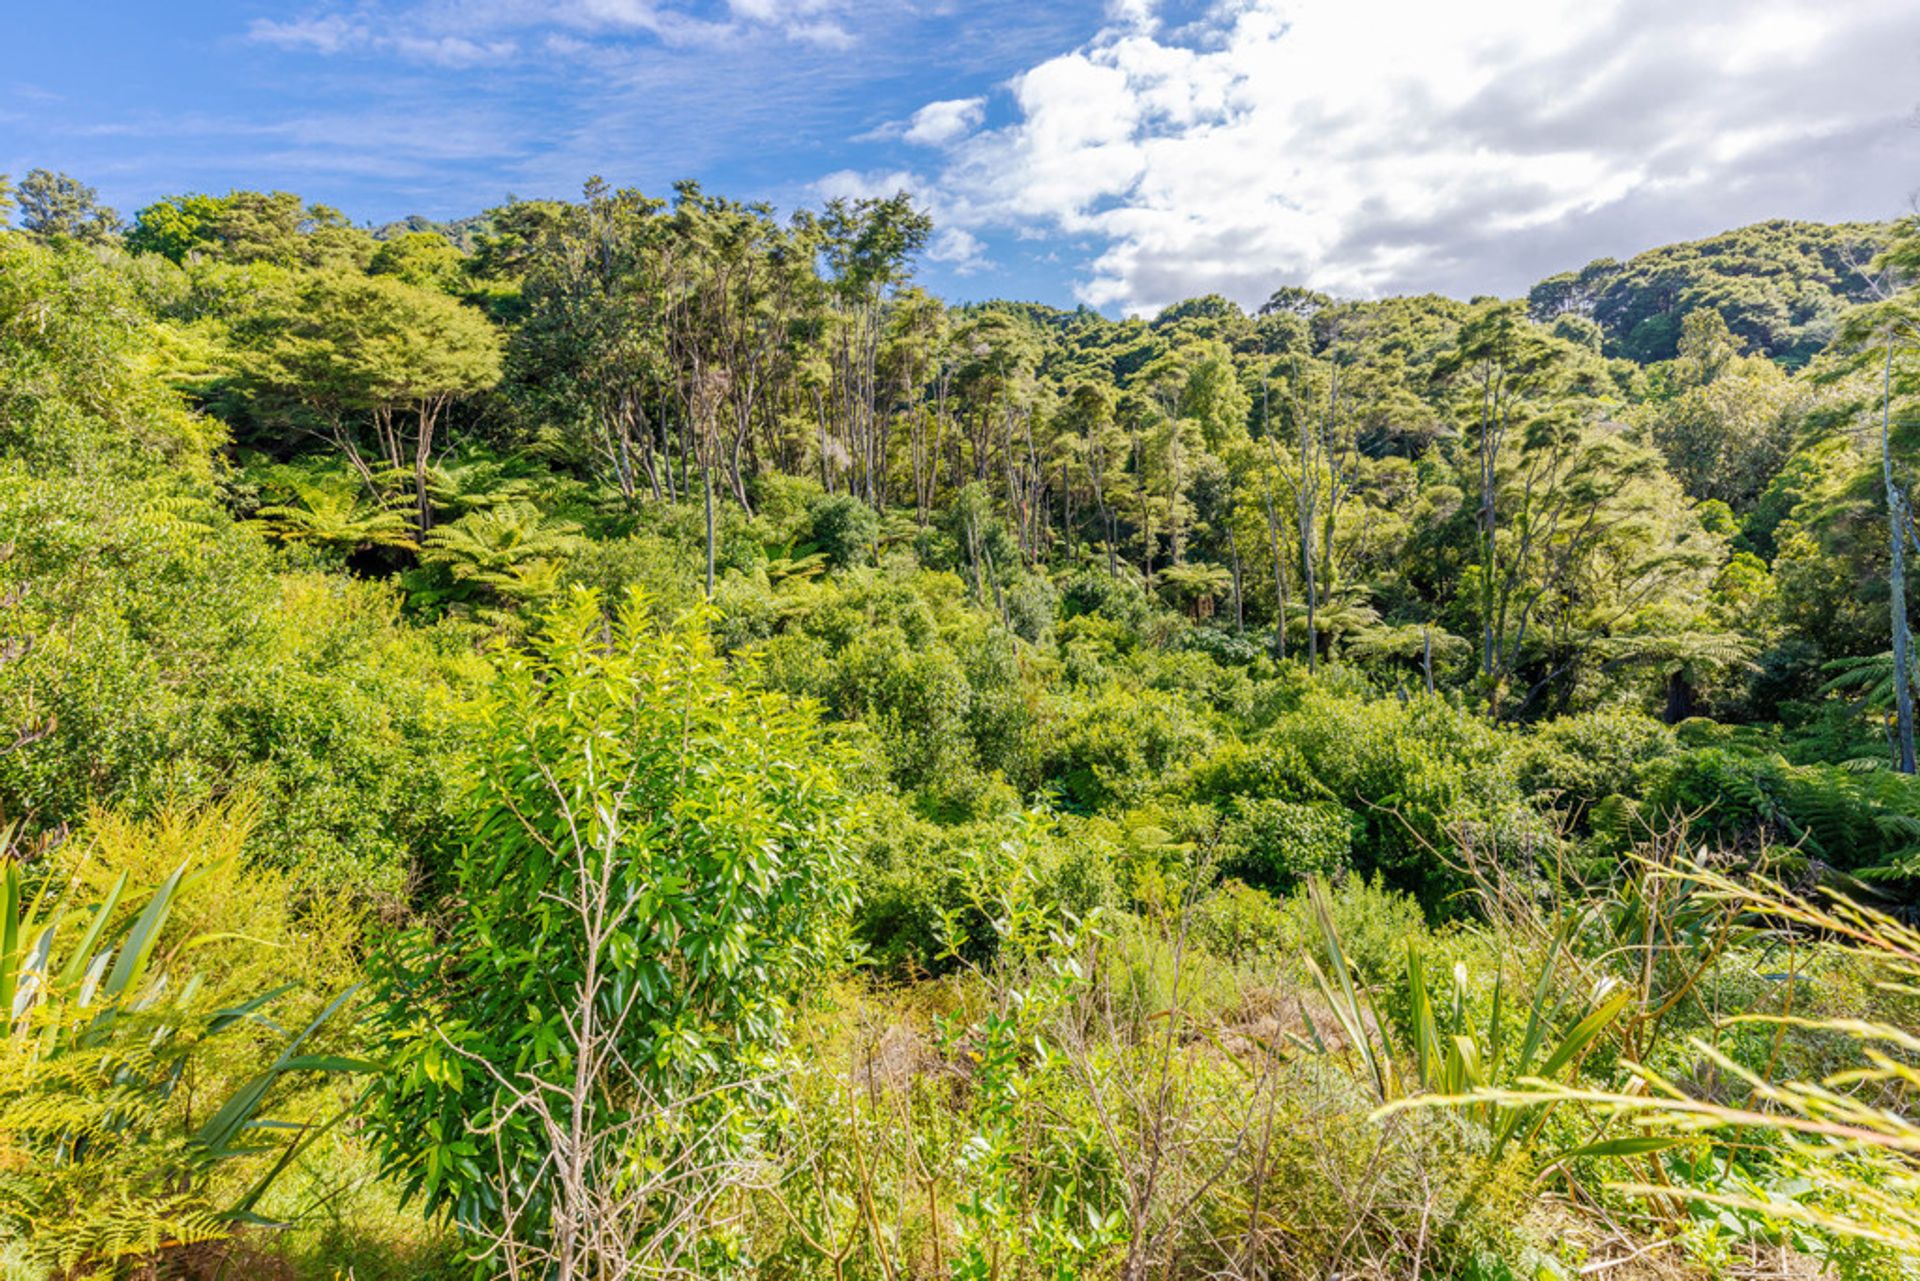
3, 188, 1920, 1278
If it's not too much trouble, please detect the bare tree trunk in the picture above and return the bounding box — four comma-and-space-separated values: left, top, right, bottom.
1885, 334, 1916, 773
413, 396, 442, 536
1227, 518, 1244, 635
1261, 483, 1288, 662
703, 463, 716, 602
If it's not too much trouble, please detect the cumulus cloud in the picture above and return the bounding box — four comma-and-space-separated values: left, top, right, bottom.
927, 225, 989, 273
917, 0, 1920, 314
903, 97, 986, 146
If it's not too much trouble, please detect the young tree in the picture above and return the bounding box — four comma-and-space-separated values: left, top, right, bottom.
365, 589, 855, 1268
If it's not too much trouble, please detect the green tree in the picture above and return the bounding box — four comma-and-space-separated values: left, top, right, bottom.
1834, 217, 1920, 772
813, 191, 933, 507
365, 589, 855, 1261
368, 229, 466, 290
128, 190, 372, 268
125, 192, 230, 262
237, 271, 503, 534
16, 169, 119, 244
1643, 308, 1800, 506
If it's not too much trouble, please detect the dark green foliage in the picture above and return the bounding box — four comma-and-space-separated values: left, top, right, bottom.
1521, 707, 1677, 818
808, 492, 882, 568
1192, 689, 1538, 907
1529, 220, 1887, 364
1643, 744, 1920, 873
15, 168, 120, 244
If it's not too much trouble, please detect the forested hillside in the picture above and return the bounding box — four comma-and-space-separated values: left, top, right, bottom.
6, 165, 1920, 1280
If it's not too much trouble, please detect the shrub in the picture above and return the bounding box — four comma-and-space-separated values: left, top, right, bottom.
1218, 797, 1354, 890
0, 469, 474, 893
1522, 707, 1677, 819
1226, 690, 1539, 909
365, 589, 856, 1257
0, 804, 361, 1274
1040, 685, 1216, 812
808, 493, 881, 569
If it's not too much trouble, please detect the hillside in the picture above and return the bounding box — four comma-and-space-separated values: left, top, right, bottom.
5, 174, 1920, 1279
1528, 218, 1890, 365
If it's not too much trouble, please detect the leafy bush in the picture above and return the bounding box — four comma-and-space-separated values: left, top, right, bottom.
1193, 689, 1539, 908
1218, 796, 1354, 890
852, 803, 1119, 976
1040, 684, 1216, 812
365, 589, 857, 1252
807, 492, 881, 569
1522, 707, 1677, 819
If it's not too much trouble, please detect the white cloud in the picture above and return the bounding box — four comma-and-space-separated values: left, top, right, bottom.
249, 0, 867, 64
928, 225, 989, 273
250, 13, 522, 66
903, 97, 985, 146
911, 0, 1920, 314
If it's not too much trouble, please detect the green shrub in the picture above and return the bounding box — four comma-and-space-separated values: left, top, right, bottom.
1040, 684, 1216, 812
365, 589, 857, 1248
808, 492, 881, 569
1522, 707, 1677, 819
1218, 797, 1354, 890
852, 805, 1119, 976
1192, 689, 1539, 909
0, 469, 474, 892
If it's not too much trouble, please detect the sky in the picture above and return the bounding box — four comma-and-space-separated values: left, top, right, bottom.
4, 0, 1918, 315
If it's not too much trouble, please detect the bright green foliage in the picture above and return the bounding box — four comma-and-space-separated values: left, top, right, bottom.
1217, 796, 1353, 889
247, 461, 419, 555
933, 840, 1126, 1280
367, 231, 466, 291
0, 235, 214, 471
232, 269, 503, 532
418, 500, 585, 614
15, 164, 1920, 1278
128, 190, 374, 269
124, 192, 232, 262
0, 469, 474, 886
0, 813, 363, 1273
0, 235, 471, 887
364, 589, 856, 1246
1521, 707, 1677, 821
1193, 688, 1539, 906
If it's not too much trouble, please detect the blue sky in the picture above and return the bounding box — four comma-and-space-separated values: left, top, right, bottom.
5, 1, 1918, 313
